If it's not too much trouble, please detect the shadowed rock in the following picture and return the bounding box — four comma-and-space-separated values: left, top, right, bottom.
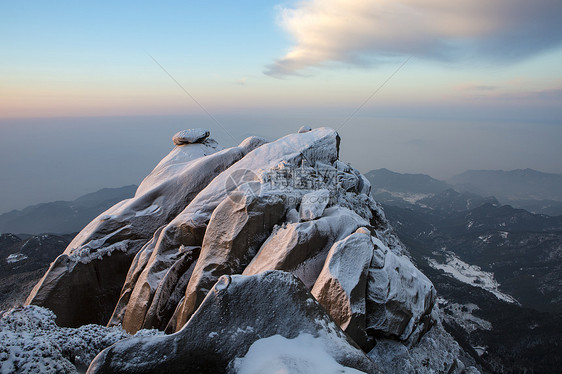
87, 271, 381, 374
143, 246, 200, 331
25, 248, 141, 327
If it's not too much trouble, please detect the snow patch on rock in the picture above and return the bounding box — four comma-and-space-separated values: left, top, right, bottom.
6, 253, 28, 264
232, 333, 365, 374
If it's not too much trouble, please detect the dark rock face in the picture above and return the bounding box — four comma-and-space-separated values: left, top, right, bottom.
142, 246, 200, 331
26, 248, 139, 327
87, 271, 381, 374
120, 244, 200, 333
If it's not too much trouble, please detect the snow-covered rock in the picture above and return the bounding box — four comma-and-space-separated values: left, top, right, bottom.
168, 192, 287, 332
366, 237, 436, 344
172, 128, 210, 145
106, 136, 266, 327
87, 271, 381, 374
368, 316, 479, 374
25, 135, 230, 327
18, 127, 476, 373
233, 333, 367, 374
243, 207, 369, 289
300, 188, 330, 221
312, 229, 374, 349
0, 306, 161, 374
110, 129, 338, 330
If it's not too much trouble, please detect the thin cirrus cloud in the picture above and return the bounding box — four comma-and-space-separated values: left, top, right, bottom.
265, 0, 562, 77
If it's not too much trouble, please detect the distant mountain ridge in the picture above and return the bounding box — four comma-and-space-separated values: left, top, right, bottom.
365, 168, 450, 194
448, 168, 562, 202
0, 185, 137, 235
366, 167, 562, 216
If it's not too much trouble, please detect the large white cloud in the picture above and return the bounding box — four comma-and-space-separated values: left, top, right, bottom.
266, 0, 562, 76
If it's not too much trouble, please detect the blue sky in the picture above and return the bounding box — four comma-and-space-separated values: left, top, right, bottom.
2, 0, 561, 119
1, 1, 562, 213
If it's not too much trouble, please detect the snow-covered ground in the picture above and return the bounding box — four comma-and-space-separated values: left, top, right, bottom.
428, 252, 518, 304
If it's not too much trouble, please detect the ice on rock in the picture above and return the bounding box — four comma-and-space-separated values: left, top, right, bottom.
172, 128, 210, 145
299, 189, 330, 221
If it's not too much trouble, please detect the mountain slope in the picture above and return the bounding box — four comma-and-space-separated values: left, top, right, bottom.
0, 185, 137, 235
367, 168, 562, 216
0, 233, 74, 310
379, 199, 562, 373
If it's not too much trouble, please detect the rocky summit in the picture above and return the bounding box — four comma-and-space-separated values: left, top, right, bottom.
20, 128, 478, 373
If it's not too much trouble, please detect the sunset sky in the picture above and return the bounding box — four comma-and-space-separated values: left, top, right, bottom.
1, 0, 562, 212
